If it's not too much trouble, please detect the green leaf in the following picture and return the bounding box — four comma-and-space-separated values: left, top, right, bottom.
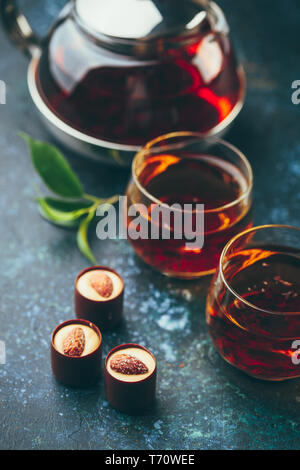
77, 210, 97, 264
20, 133, 84, 198
38, 197, 93, 228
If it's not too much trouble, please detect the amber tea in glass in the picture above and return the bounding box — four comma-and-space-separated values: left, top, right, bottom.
125, 132, 253, 278
206, 225, 300, 380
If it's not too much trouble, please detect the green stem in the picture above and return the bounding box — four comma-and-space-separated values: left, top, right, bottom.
105, 194, 120, 205
83, 193, 100, 203
84, 193, 120, 205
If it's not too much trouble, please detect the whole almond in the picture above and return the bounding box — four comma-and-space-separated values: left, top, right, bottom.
90, 272, 113, 298
110, 354, 149, 375
63, 327, 86, 357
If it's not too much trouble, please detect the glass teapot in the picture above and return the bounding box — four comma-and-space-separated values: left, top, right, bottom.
1, 0, 245, 166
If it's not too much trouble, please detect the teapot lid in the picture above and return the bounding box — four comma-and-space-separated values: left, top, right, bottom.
74, 0, 221, 56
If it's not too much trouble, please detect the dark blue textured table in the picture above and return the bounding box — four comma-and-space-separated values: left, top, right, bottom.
0, 0, 300, 450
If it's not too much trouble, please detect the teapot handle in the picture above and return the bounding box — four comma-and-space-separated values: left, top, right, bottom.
0, 0, 41, 56
0, 0, 72, 57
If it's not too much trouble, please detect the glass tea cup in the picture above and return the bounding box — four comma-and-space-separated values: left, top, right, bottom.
206, 225, 300, 381
125, 132, 253, 279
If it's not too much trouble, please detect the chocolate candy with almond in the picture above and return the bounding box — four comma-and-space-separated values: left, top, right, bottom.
51, 319, 102, 387
105, 344, 157, 414
75, 266, 124, 330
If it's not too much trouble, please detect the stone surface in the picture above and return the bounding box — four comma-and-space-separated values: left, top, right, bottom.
0, 0, 299, 450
